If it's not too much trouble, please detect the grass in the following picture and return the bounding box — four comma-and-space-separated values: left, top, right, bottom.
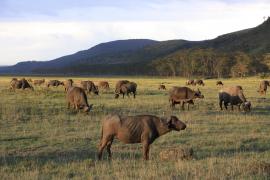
0, 76, 269, 179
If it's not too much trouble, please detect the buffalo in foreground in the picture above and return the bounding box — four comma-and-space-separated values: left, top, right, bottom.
98, 114, 186, 160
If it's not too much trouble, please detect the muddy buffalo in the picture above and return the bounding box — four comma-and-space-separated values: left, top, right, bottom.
169, 86, 204, 110
10, 78, 34, 90
33, 79, 45, 86
47, 80, 64, 88
257, 80, 269, 95
98, 114, 186, 160
98, 81, 110, 90
66, 86, 92, 112
219, 86, 251, 112
115, 81, 137, 99
80, 81, 99, 95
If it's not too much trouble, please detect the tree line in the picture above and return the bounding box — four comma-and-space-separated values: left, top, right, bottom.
151, 48, 269, 78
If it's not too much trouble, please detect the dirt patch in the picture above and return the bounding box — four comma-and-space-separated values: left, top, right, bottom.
159, 147, 194, 161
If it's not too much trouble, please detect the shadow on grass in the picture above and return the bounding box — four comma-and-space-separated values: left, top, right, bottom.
0, 147, 143, 167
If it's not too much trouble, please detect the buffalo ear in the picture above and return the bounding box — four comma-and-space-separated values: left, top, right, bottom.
166, 116, 173, 127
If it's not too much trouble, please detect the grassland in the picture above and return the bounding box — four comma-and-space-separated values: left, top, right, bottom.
0, 76, 269, 179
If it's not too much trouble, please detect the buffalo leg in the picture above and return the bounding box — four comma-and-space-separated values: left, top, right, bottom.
219, 100, 223, 110
181, 102, 185, 110
224, 102, 228, 110
122, 93, 125, 99
106, 136, 114, 159
133, 92, 136, 99
98, 135, 111, 160
231, 105, 234, 111
142, 141, 150, 160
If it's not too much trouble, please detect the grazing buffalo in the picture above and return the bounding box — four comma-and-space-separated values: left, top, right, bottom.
47, 80, 64, 88
98, 81, 110, 90
98, 114, 186, 160
115, 82, 137, 99
186, 80, 195, 86
115, 80, 130, 92
158, 84, 166, 90
10, 78, 34, 90
33, 79, 45, 86
257, 80, 269, 95
81, 81, 99, 95
219, 86, 251, 112
169, 86, 204, 110
194, 79, 205, 86
216, 81, 224, 86
66, 86, 93, 112
64, 79, 73, 92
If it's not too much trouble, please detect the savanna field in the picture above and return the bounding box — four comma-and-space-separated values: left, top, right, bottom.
0, 76, 269, 179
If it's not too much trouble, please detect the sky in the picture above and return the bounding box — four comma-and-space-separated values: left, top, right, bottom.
0, 0, 269, 65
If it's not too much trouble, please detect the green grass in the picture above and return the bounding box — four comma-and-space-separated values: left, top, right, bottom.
0, 76, 269, 179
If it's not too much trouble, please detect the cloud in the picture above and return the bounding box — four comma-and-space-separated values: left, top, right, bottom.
0, 0, 269, 65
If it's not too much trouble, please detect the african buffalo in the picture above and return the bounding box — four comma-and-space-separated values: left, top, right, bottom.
257, 80, 269, 95
219, 86, 251, 112
169, 86, 204, 110
115, 82, 137, 99
10, 78, 34, 90
47, 80, 64, 88
81, 81, 99, 95
194, 79, 205, 86
98, 81, 110, 90
98, 114, 186, 160
186, 80, 195, 86
66, 86, 93, 112
33, 79, 45, 86
216, 81, 224, 86
64, 79, 74, 92
158, 84, 166, 90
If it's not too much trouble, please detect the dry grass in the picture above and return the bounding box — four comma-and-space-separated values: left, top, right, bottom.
0, 76, 269, 179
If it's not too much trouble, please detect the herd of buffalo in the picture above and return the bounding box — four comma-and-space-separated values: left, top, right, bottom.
7, 77, 270, 160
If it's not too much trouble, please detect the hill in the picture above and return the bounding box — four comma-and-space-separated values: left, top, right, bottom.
1, 18, 270, 76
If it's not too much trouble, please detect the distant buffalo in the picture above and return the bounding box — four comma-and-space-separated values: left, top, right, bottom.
216, 81, 224, 86
33, 79, 45, 86
158, 84, 166, 90
47, 80, 64, 88
169, 86, 204, 110
98, 114, 186, 160
64, 79, 74, 92
194, 79, 205, 86
186, 80, 195, 86
257, 80, 269, 95
66, 86, 93, 112
10, 78, 34, 90
219, 86, 251, 112
81, 81, 99, 95
98, 81, 110, 90
115, 81, 137, 99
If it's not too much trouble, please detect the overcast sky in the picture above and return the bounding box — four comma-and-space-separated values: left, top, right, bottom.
0, 0, 269, 65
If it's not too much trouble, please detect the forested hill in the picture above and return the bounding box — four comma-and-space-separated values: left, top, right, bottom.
1, 18, 270, 77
